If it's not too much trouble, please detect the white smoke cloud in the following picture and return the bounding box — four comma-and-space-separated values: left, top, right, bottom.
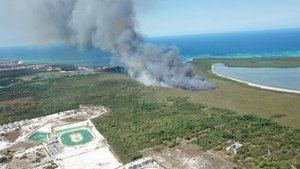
3, 0, 216, 90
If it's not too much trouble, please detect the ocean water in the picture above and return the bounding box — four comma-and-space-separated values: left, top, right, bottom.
0, 45, 113, 66
149, 28, 300, 61
1, 29, 300, 66
214, 63, 300, 92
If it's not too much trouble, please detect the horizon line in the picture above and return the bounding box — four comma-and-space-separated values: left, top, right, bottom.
1, 27, 300, 48
146, 27, 300, 39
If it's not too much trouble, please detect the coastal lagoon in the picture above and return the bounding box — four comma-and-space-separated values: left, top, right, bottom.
213, 63, 300, 92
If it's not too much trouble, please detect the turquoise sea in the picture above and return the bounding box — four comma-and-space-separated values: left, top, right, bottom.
1, 29, 300, 66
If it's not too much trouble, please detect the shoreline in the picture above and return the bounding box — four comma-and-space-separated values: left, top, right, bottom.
211, 64, 300, 94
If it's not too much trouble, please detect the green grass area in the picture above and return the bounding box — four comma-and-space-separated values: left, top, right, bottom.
192, 57, 300, 68
0, 57, 299, 167
28, 131, 49, 143
60, 129, 94, 146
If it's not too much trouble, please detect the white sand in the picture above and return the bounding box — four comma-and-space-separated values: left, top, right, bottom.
0, 141, 10, 151
211, 65, 300, 94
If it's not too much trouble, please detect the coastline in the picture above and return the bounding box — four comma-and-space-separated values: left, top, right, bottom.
211, 64, 300, 94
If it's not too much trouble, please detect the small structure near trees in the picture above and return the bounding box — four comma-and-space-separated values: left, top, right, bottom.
226, 142, 243, 153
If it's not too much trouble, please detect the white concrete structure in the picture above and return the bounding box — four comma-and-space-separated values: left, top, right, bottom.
226, 142, 243, 153
119, 157, 161, 169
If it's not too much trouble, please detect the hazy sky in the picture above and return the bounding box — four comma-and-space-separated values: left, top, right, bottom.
1, 0, 300, 46
136, 0, 300, 37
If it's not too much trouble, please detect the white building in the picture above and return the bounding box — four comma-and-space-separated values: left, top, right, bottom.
7, 123, 14, 128
25, 119, 32, 125
3, 124, 8, 129
226, 142, 243, 153
119, 157, 160, 169
19, 120, 25, 126
14, 121, 20, 127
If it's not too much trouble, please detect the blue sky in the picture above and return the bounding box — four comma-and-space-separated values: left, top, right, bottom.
0, 0, 300, 46
136, 0, 300, 37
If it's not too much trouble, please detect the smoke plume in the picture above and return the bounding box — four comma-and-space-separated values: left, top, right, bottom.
15, 0, 216, 90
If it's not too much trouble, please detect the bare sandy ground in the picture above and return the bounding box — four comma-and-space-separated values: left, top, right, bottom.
142, 140, 234, 169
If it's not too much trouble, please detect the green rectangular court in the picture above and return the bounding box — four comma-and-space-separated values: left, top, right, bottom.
28, 131, 49, 143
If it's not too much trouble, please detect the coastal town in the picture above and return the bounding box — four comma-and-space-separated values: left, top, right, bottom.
0, 60, 124, 75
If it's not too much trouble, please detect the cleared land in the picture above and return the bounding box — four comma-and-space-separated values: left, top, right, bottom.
0, 57, 299, 168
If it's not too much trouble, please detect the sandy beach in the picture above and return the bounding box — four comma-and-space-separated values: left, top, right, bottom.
211, 64, 300, 94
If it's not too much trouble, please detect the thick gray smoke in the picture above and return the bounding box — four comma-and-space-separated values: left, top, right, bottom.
17, 0, 216, 90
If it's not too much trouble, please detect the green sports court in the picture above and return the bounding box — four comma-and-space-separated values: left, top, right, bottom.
28, 131, 49, 143
59, 129, 94, 146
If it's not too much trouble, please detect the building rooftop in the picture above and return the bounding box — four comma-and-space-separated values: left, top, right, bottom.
226, 142, 243, 153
